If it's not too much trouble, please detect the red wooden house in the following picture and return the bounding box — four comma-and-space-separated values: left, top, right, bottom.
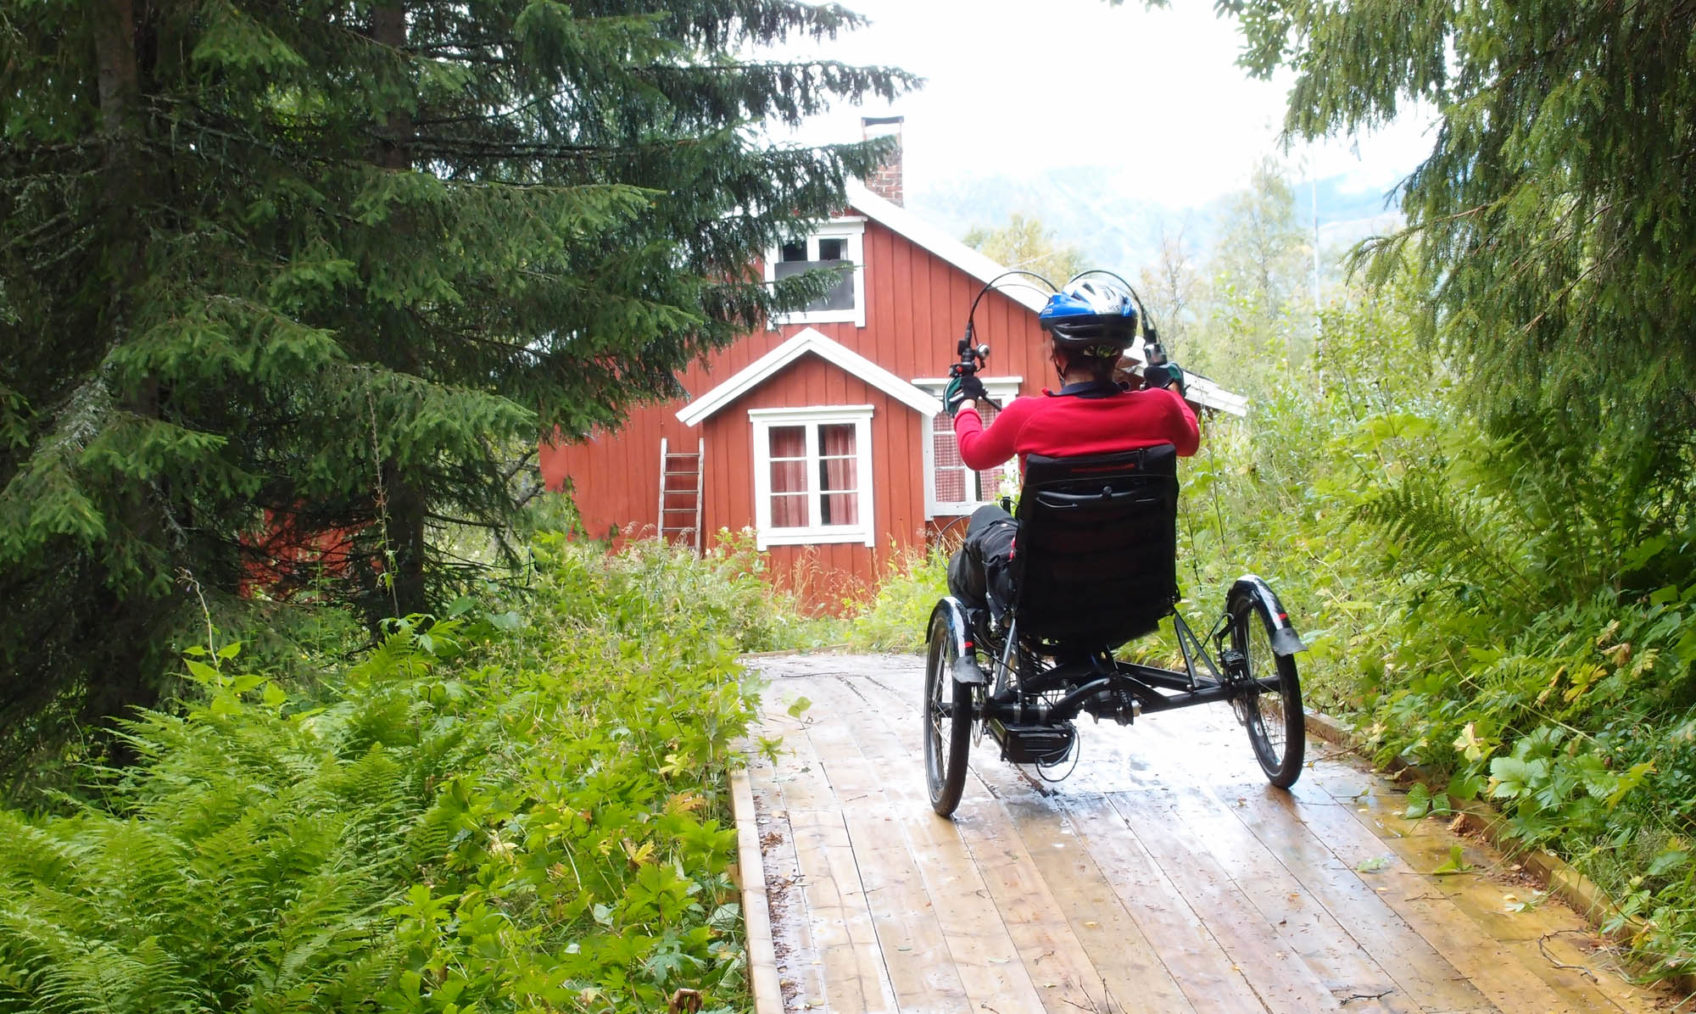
540, 164, 1245, 608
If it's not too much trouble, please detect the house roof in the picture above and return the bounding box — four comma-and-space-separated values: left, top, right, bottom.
676, 326, 942, 427
1174, 373, 1247, 416
843, 181, 1247, 418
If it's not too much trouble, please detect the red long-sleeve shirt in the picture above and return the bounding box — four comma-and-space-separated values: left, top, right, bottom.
953, 386, 1200, 473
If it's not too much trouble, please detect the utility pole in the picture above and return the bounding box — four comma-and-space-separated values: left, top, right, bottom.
1310, 160, 1324, 396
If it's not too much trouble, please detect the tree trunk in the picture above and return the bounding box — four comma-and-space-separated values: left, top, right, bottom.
86, 0, 165, 751
382, 461, 430, 618
92, 0, 140, 141
372, 4, 411, 171
92, 0, 144, 313
370, 5, 428, 619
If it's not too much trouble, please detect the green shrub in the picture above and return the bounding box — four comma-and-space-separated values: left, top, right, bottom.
0, 542, 768, 1013
1200, 283, 1696, 974
844, 546, 947, 652
536, 531, 842, 653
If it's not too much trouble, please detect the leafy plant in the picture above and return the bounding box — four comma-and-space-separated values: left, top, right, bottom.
0, 538, 780, 1012
843, 546, 947, 652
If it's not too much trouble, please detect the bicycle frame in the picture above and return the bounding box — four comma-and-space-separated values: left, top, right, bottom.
963, 603, 1283, 732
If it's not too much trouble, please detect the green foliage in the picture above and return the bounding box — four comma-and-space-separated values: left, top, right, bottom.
534, 531, 837, 654
843, 547, 948, 653
1139, 11, 1696, 966
1169, 263, 1440, 711
1216, 0, 1696, 572
0, 0, 916, 744
963, 213, 1089, 286
0, 540, 774, 1012
1183, 257, 1696, 972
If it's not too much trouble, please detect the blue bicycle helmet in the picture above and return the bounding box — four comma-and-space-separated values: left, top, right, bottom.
1038, 279, 1138, 353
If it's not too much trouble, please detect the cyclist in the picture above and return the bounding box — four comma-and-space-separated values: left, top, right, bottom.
943, 279, 1198, 620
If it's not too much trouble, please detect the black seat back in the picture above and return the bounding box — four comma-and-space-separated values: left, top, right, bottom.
1010, 445, 1179, 650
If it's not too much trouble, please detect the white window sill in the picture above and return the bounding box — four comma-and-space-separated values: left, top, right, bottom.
757, 527, 875, 550
770, 308, 861, 327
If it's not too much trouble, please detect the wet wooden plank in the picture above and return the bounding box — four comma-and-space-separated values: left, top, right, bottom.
1218, 778, 1589, 1013
732, 769, 785, 1014
785, 808, 899, 1013
795, 723, 892, 815
746, 760, 828, 1010
784, 674, 978, 1010
757, 689, 840, 815
1003, 797, 1197, 1012
1118, 782, 1422, 1012
754, 693, 863, 1010
1055, 792, 1273, 1012
841, 812, 975, 1011
952, 802, 1126, 1014
1303, 759, 1664, 1012
868, 691, 1127, 1013
745, 657, 1677, 1014
1106, 786, 1349, 1013
810, 672, 1060, 1012
1315, 782, 1657, 1013
889, 809, 1056, 1012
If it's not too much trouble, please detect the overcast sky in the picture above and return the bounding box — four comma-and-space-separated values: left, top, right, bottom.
774, 0, 1436, 209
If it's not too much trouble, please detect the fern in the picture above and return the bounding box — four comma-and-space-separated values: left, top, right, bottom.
1356, 465, 1545, 614
0, 542, 775, 1011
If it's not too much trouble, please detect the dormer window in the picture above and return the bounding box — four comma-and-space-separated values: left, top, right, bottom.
765, 219, 867, 327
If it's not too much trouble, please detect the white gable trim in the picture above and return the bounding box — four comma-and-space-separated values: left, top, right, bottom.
676, 326, 942, 427
844, 181, 1050, 315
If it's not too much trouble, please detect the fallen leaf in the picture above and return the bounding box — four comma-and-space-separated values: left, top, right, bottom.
1432, 844, 1473, 876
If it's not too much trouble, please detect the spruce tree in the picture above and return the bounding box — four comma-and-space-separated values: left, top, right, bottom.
1205, 0, 1696, 534
0, 1, 913, 746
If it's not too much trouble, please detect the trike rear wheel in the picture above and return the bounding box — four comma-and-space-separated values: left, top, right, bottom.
924, 608, 973, 816
1231, 598, 1305, 787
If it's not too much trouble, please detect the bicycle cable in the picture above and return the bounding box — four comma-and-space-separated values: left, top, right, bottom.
1034, 734, 1080, 783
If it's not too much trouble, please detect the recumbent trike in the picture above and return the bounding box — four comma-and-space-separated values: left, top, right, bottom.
922, 441, 1309, 817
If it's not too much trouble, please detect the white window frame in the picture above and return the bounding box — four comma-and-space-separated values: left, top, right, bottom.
749, 405, 876, 549
915, 377, 1023, 519
764, 218, 868, 328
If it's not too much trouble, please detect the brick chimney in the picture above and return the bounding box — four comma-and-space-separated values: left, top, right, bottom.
862, 115, 904, 206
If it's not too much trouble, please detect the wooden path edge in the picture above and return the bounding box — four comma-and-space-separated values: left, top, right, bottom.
1306, 709, 1696, 994
731, 766, 785, 1014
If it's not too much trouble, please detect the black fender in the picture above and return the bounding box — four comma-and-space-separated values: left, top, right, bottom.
1227, 575, 1307, 657
930, 597, 989, 685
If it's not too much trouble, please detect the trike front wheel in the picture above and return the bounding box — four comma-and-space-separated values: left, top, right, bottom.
924, 607, 973, 816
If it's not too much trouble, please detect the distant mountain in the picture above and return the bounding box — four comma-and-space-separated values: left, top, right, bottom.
908, 167, 1405, 277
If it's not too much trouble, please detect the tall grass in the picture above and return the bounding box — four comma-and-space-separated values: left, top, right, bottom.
841, 547, 947, 652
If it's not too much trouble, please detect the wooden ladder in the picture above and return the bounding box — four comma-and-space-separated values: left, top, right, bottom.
657, 436, 704, 553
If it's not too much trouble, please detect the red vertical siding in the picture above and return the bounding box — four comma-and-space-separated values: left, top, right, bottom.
703, 355, 926, 609
536, 214, 1054, 608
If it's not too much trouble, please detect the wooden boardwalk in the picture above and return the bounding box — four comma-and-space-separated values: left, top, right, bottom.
742, 653, 1673, 1014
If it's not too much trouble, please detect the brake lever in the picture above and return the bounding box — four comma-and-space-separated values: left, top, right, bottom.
950, 325, 997, 407
1140, 325, 1169, 391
